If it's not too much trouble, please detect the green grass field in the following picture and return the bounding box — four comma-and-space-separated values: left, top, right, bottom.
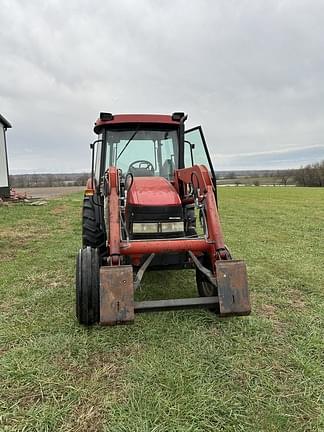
0, 188, 323, 431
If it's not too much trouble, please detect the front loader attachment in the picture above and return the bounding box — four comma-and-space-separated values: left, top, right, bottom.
100, 266, 134, 325
99, 260, 250, 325
96, 165, 251, 325
216, 261, 250, 316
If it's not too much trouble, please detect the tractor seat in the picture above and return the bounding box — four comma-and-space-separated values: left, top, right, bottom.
127, 166, 155, 177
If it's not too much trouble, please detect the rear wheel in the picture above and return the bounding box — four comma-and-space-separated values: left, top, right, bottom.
76, 247, 100, 325
82, 196, 106, 257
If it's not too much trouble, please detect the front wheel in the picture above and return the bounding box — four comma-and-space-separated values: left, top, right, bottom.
196, 269, 218, 297
195, 254, 218, 297
195, 246, 233, 297
76, 247, 100, 325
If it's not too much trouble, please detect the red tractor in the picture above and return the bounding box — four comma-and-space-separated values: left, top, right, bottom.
76, 112, 250, 325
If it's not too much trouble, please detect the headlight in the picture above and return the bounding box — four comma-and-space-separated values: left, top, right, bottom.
133, 223, 159, 233
132, 221, 184, 234
161, 222, 184, 232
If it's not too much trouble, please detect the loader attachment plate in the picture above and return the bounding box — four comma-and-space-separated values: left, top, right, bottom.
216, 260, 251, 316
100, 265, 134, 325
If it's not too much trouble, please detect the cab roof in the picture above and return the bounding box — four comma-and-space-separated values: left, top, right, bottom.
94, 113, 186, 134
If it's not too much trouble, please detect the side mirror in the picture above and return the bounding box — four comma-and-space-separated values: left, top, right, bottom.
89, 139, 103, 190
184, 140, 194, 149
90, 139, 103, 150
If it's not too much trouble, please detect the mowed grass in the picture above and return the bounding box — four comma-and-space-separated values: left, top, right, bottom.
0, 188, 323, 432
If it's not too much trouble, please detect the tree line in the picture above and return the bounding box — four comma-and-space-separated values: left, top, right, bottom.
220, 161, 324, 187
9, 173, 90, 188
294, 160, 324, 187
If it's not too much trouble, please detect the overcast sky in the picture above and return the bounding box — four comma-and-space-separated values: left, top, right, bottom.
1, 0, 323, 173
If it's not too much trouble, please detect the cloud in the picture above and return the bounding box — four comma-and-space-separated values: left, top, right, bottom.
1, 0, 324, 173
213, 145, 324, 170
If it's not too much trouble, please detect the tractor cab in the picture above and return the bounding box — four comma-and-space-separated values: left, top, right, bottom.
92, 112, 217, 188
90, 113, 217, 242
76, 112, 251, 326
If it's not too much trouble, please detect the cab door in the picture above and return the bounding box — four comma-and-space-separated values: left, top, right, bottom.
184, 126, 218, 191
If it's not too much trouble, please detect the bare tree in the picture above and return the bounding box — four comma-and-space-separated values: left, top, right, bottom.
280, 170, 291, 186
294, 160, 324, 186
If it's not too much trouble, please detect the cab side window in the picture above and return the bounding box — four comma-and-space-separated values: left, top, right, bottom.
184, 127, 211, 168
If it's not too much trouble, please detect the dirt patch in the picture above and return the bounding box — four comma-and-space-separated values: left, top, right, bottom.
0, 298, 19, 314
0, 225, 50, 260
260, 303, 276, 319
1, 348, 129, 431
258, 302, 287, 335
62, 397, 106, 432
51, 205, 68, 215
15, 186, 84, 199
287, 289, 306, 310
0, 225, 49, 242
0, 346, 11, 357
57, 348, 134, 385
58, 346, 144, 432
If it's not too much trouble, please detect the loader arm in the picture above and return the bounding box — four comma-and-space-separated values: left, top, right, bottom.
106, 166, 120, 265
174, 164, 229, 259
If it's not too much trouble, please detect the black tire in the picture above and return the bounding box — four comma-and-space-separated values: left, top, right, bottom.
196, 246, 233, 297
185, 204, 197, 237
76, 247, 100, 325
196, 254, 218, 297
82, 196, 106, 256
196, 273, 218, 297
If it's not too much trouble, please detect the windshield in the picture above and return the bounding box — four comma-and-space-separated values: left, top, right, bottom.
105, 128, 179, 179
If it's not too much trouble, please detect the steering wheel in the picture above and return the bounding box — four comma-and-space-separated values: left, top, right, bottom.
128, 160, 155, 173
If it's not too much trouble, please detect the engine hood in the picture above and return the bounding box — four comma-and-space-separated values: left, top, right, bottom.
127, 177, 181, 207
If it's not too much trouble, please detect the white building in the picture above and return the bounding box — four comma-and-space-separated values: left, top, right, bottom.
0, 114, 12, 198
